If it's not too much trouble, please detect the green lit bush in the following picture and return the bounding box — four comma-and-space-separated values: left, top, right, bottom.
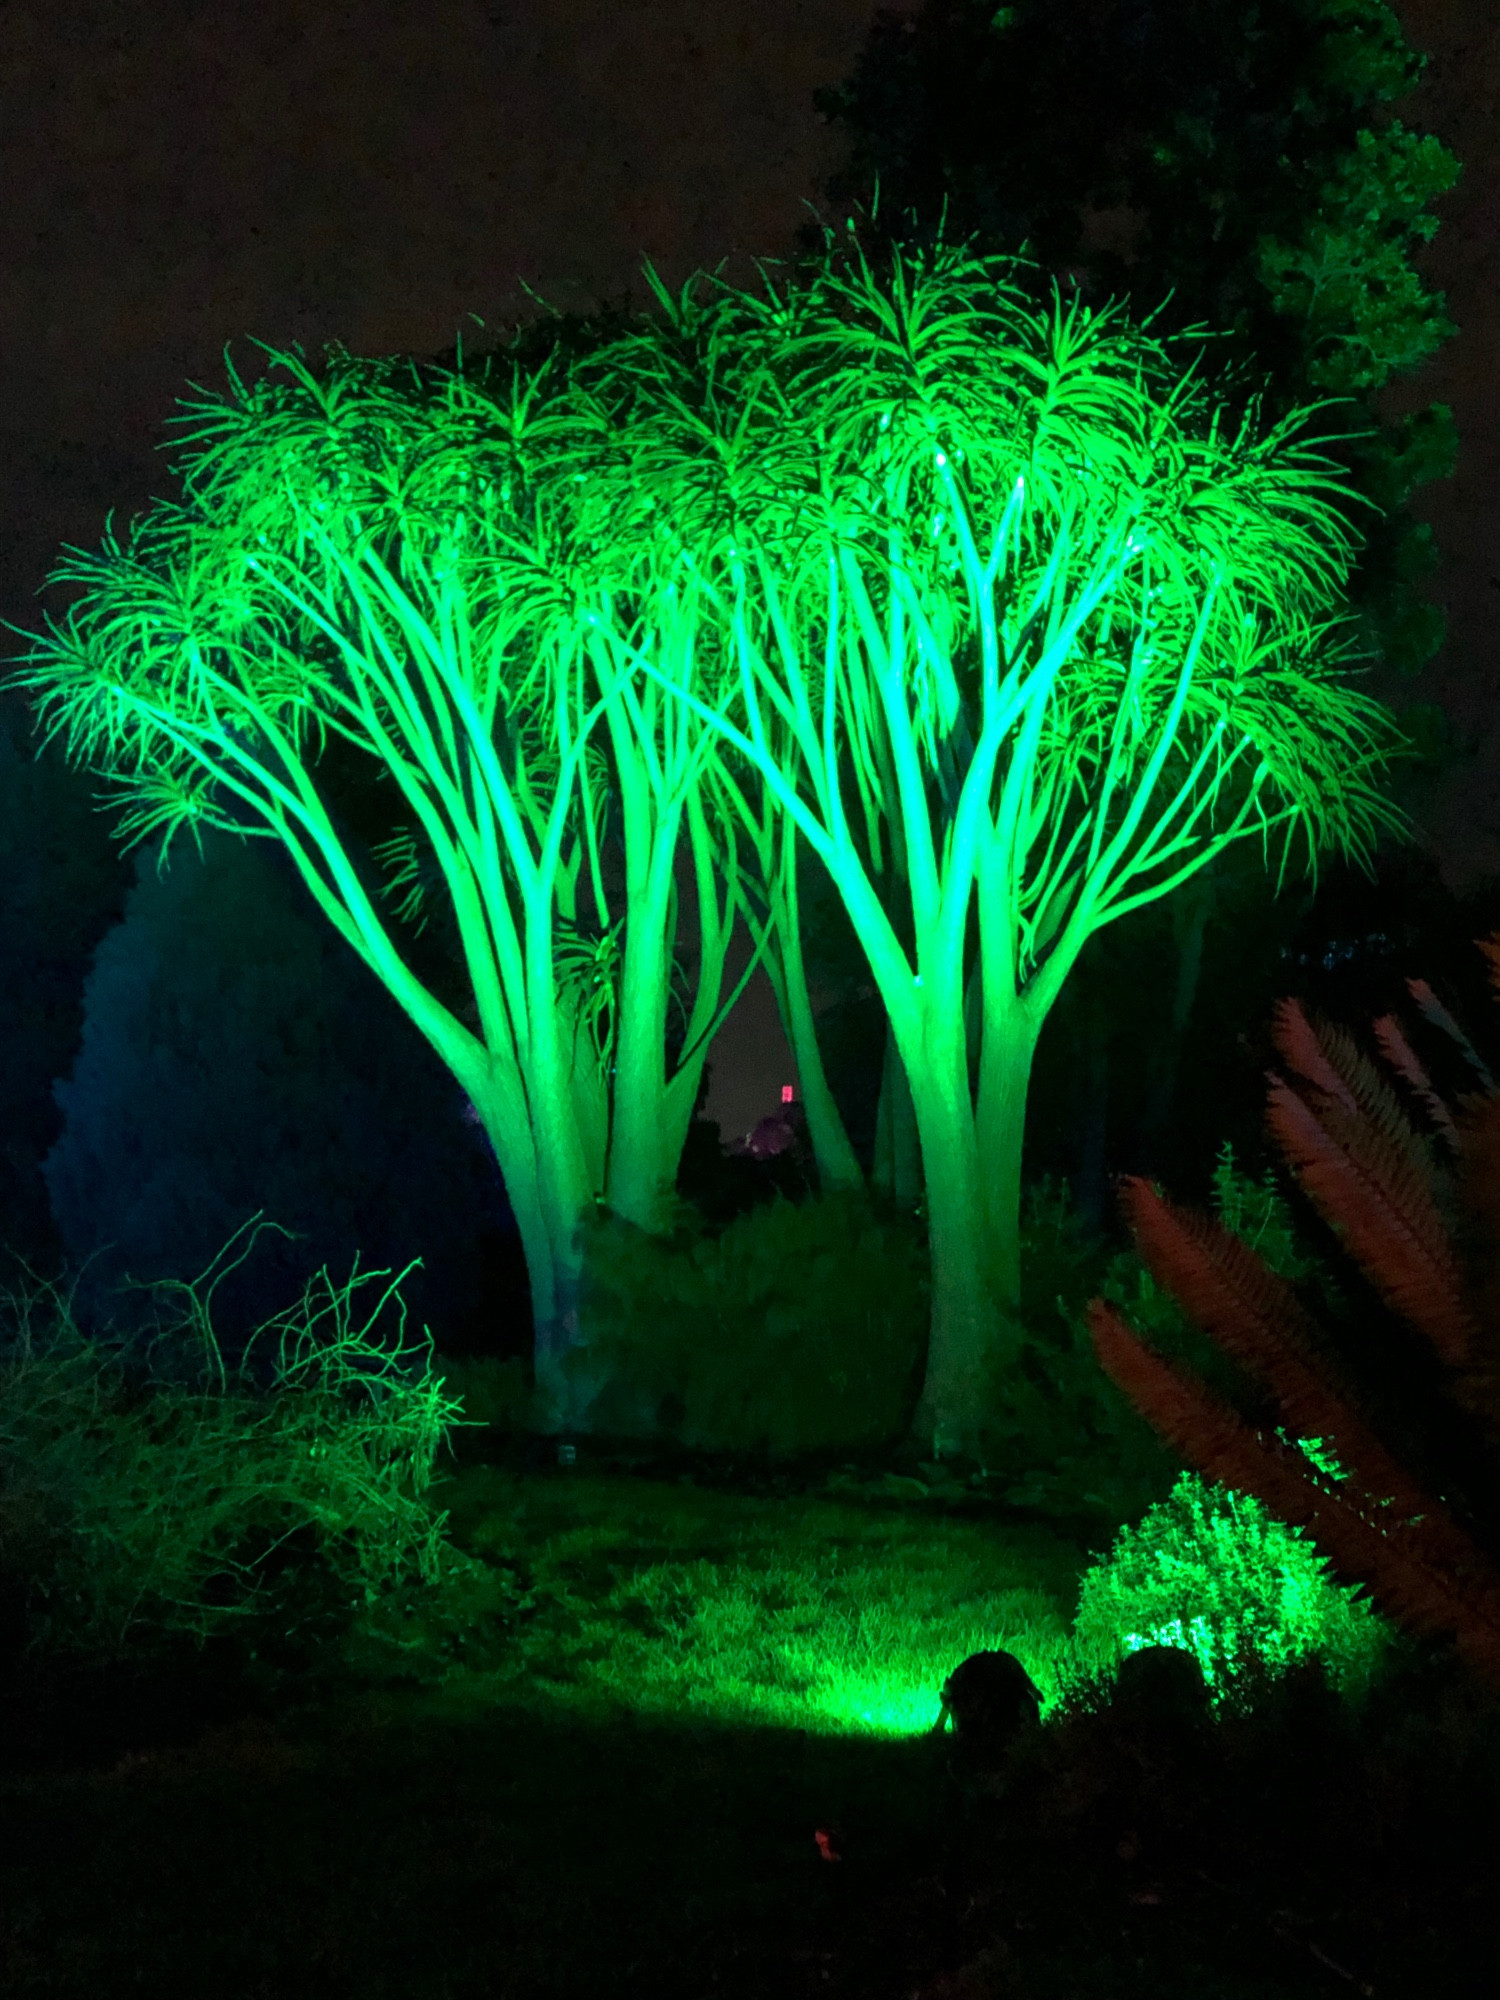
1071, 1472, 1391, 1703
571, 1194, 927, 1457
0, 1234, 467, 1664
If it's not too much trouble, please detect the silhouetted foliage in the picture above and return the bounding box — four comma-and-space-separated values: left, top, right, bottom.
45, 832, 526, 1357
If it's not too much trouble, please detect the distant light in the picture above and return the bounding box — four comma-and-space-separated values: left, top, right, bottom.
781, 1084, 795, 1104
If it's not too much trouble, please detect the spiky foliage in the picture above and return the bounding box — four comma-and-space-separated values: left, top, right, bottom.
598, 222, 1400, 1450
0, 1230, 466, 1662
1089, 943, 1500, 1683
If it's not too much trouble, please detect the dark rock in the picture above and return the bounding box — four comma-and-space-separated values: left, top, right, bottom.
935, 1649, 1042, 1777
1110, 1645, 1212, 1732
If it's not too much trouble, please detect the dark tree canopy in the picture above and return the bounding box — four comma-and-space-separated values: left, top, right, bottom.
815, 0, 1460, 673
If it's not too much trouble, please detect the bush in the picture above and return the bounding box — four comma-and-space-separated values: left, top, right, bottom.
434, 1354, 533, 1436
570, 1193, 927, 1457
1071, 1472, 1391, 1704
972, 1183, 1177, 1520
44, 830, 522, 1356
0, 1230, 467, 1665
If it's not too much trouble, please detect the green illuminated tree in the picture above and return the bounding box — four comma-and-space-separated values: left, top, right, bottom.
615, 233, 1401, 1453
8, 338, 744, 1423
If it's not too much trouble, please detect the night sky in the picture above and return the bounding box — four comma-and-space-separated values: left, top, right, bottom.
1, 0, 1496, 1135
1, 0, 915, 1138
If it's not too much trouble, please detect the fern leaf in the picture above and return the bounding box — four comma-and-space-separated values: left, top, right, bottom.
1270, 997, 1357, 1111
1373, 1013, 1459, 1148
1277, 1001, 1441, 1188
1408, 977, 1494, 1090
1267, 1073, 1476, 1367
1118, 1176, 1450, 1533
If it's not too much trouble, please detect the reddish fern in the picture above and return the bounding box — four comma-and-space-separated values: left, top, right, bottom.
1089, 1303, 1500, 1681
1373, 1013, 1458, 1148
1266, 1000, 1474, 1364
1091, 943, 1500, 1686
1118, 1176, 1453, 1538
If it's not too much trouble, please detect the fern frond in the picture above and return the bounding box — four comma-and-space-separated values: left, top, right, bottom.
1270, 996, 1358, 1111
1373, 1013, 1459, 1149
1267, 1071, 1476, 1366
1407, 977, 1494, 1090
1275, 999, 1437, 1181
1118, 1176, 1446, 1529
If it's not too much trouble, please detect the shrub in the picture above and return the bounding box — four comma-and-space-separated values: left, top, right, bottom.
44, 830, 519, 1356
974, 1183, 1177, 1521
571, 1193, 927, 1457
0, 1230, 467, 1664
1090, 947, 1500, 1684
1072, 1472, 1391, 1704
434, 1354, 534, 1436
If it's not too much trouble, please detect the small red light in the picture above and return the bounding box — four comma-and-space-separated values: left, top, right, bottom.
781, 1084, 795, 1104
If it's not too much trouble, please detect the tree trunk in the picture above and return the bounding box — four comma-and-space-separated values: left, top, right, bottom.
1139, 874, 1212, 1169
896, 1001, 1018, 1458
974, 1007, 1038, 1309
873, 1019, 922, 1207
467, 1066, 590, 1431
770, 910, 864, 1194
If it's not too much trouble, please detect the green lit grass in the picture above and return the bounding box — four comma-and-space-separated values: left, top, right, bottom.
433, 1465, 1084, 1738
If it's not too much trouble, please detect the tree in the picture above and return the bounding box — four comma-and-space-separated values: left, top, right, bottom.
615, 230, 1400, 1453
812, 1, 1460, 1205
815, 0, 1460, 676
0, 703, 129, 1264
9, 335, 744, 1425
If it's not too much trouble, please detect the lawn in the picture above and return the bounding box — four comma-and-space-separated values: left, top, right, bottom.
425, 1459, 1085, 1737
0, 1454, 1090, 2000
4, 1451, 1494, 1999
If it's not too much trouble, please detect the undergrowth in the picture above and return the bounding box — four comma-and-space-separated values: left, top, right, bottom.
571, 1193, 928, 1456
1071, 1471, 1392, 1705
0, 1222, 467, 1666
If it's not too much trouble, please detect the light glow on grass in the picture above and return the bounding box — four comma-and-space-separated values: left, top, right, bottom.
444, 1467, 1080, 1737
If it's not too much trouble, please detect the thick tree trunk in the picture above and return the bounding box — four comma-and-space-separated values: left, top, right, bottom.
906, 1066, 1006, 1457
893, 997, 1023, 1458
974, 1010, 1037, 1309
468, 1071, 589, 1431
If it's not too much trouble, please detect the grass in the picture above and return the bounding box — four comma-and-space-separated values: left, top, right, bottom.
6, 1447, 1497, 1999
428, 1460, 1085, 1738
1, 1453, 1091, 2000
